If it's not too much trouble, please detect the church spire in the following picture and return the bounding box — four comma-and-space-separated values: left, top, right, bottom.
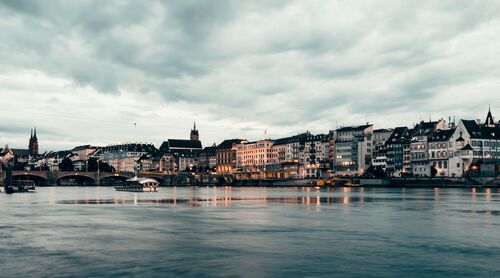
29, 126, 39, 156
190, 121, 199, 141
486, 105, 495, 127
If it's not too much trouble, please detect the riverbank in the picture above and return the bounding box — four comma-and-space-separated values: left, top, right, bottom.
22, 178, 500, 188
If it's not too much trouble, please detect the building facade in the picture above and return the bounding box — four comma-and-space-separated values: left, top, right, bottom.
216, 139, 246, 174
334, 125, 373, 176
386, 127, 412, 177
410, 119, 448, 177
198, 144, 217, 172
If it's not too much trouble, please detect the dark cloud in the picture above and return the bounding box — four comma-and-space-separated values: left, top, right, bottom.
1, 0, 500, 149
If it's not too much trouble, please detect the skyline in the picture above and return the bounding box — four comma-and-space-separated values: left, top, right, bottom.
2, 1, 500, 150
2, 107, 497, 153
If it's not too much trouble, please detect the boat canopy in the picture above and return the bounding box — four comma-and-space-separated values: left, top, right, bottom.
126, 177, 160, 185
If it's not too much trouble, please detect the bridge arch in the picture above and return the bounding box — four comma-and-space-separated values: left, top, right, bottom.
99, 175, 129, 185
57, 174, 96, 186
12, 173, 48, 186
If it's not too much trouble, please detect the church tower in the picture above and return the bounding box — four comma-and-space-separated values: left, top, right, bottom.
485, 106, 495, 128
29, 127, 39, 156
190, 122, 199, 141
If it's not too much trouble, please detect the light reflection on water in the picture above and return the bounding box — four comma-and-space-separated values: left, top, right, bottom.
1, 186, 500, 278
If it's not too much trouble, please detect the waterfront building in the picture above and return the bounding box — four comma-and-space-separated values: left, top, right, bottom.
328, 130, 336, 168
45, 150, 73, 171
372, 149, 388, 172
10, 148, 31, 164
198, 144, 217, 172
71, 145, 98, 161
216, 139, 246, 174
262, 132, 330, 179
373, 129, 393, 154
159, 148, 201, 173
448, 109, 500, 176
386, 127, 412, 176
235, 139, 274, 179
95, 143, 157, 173
159, 140, 203, 173
334, 124, 373, 176
159, 153, 177, 173
428, 129, 455, 176
410, 119, 448, 177
266, 133, 309, 179
72, 159, 86, 171
371, 129, 393, 172
299, 133, 330, 178
158, 125, 204, 173
137, 153, 161, 172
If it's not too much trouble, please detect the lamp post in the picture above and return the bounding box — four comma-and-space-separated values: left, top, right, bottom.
97, 159, 100, 186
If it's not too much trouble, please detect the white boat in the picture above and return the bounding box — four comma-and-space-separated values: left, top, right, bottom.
115, 177, 159, 192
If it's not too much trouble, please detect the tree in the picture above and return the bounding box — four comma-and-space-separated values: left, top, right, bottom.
59, 158, 74, 171
364, 165, 387, 178
13, 161, 27, 171
87, 157, 98, 171
100, 161, 115, 173
86, 157, 115, 172
431, 166, 438, 177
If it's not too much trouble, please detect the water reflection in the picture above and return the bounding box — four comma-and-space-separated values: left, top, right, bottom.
458, 210, 500, 216
52, 195, 424, 207
33, 186, 500, 208
55, 196, 374, 206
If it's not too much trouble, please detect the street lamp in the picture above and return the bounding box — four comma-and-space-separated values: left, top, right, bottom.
97, 159, 100, 186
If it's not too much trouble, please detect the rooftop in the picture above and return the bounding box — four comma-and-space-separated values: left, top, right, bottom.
337, 124, 372, 132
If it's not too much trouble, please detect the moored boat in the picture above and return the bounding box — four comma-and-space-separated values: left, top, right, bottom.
115, 177, 159, 192
4, 180, 36, 194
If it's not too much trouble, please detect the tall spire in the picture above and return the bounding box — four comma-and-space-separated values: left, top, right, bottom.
190, 121, 199, 141
33, 126, 37, 139
486, 106, 495, 127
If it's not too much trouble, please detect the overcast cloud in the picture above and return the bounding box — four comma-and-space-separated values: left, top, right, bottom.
1, 0, 500, 151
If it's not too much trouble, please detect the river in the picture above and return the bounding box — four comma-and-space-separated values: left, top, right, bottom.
1, 186, 499, 277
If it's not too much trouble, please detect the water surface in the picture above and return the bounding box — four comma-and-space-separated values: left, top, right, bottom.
1, 186, 499, 277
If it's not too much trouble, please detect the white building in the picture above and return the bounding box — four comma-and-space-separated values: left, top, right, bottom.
448, 113, 500, 177
334, 124, 373, 176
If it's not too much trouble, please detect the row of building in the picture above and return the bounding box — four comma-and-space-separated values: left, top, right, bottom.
3, 109, 500, 179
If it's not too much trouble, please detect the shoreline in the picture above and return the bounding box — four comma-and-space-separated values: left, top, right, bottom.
29, 183, 500, 188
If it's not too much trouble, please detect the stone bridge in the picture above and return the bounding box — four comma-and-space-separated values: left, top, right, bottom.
1, 171, 179, 186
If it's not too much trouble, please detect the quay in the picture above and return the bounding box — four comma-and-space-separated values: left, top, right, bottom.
2, 170, 500, 188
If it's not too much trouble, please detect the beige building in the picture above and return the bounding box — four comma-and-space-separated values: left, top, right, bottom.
216, 139, 245, 174
71, 145, 98, 161
235, 139, 274, 179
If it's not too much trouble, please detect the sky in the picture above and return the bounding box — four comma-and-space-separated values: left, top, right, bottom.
1, 0, 500, 152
